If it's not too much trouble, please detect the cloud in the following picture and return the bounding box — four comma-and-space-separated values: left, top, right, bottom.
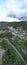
23, 0, 27, 8
5, 0, 27, 21
0, 0, 27, 21
19, 0, 27, 18
5, 0, 22, 13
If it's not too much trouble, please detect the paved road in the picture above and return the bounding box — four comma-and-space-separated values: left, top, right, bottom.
0, 27, 27, 65
0, 30, 7, 34
2, 38, 27, 65
0, 48, 5, 64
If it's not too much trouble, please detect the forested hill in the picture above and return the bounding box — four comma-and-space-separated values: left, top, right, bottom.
0, 22, 27, 65
0, 21, 27, 31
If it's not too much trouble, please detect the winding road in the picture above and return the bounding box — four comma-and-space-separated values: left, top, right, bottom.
1, 38, 27, 65
0, 27, 27, 65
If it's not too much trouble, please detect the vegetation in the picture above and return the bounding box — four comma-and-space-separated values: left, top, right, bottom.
0, 22, 27, 65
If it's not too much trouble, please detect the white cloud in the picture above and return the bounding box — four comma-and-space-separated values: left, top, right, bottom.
0, 0, 21, 21
24, 0, 27, 8
5, 0, 22, 13
5, 0, 27, 17
0, 0, 27, 21
19, 0, 27, 18
22, 0, 27, 9
0, 16, 20, 22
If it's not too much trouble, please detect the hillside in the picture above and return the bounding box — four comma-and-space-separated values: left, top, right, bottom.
0, 22, 27, 65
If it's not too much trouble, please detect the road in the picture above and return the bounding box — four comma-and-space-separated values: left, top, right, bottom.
0, 27, 27, 65
2, 38, 27, 65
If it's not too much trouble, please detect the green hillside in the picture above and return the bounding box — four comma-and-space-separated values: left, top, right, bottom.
0, 22, 27, 65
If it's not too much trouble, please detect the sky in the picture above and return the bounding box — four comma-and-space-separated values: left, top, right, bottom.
0, 0, 27, 22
